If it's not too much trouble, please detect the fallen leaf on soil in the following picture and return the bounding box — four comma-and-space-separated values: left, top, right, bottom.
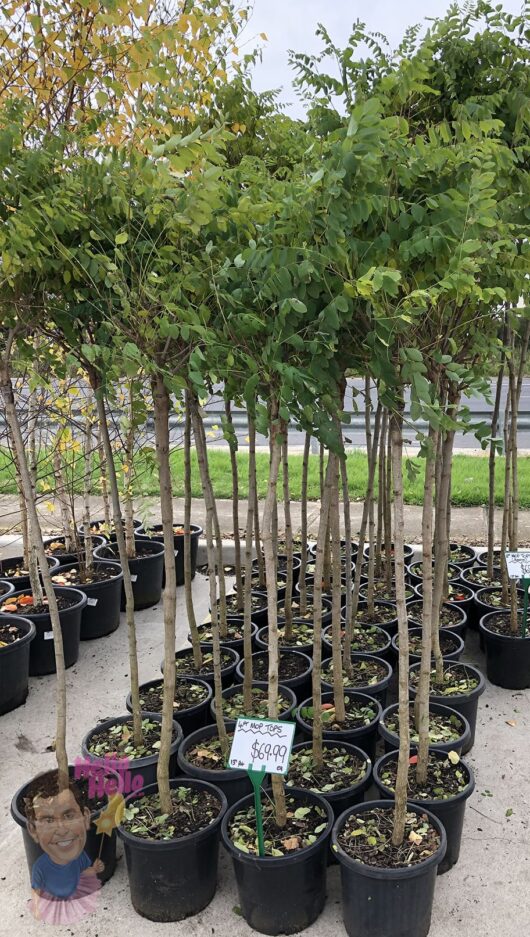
409, 755, 418, 765
18, 596, 34, 606
321, 703, 335, 711
2, 604, 18, 613
282, 836, 301, 851
505, 720, 517, 727
408, 831, 423, 845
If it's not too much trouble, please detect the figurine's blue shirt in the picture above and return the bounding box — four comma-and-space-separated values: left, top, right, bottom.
31, 850, 91, 898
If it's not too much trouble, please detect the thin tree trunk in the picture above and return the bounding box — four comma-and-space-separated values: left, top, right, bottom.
193, 402, 227, 638
375, 409, 387, 579
384, 427, 393, 590
190, 397, 229, 756
91, 375, 143, 748
415, 426, 437, 785
224, 398, 243, 609
97, 426, 112, 530
390, 406, 409, 847
1, 365, 68, 788
123, 381, 136, 559
262, 402, 286, 826
82, 409, 94, 572
152, 375, 177, 815
339, 450, 353, 645
330, 452, 346, 722
311, 455, 334, 768
298, 432, 311, 616
282, 434, 294, 640
53, 444, 75, 550
501, 385, 512, 603
487, 336, 506, 577
243, 417, 256, 712
184, 391, 202, 668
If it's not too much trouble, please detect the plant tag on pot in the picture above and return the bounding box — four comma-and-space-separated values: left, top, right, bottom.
86, 597, 98, 607
44, 631, 54, 640
130, 574, 138, 582
229, 718, 296, 775
504, 551, 530, 580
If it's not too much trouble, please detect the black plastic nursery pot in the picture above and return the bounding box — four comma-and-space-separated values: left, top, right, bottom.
11, 764, 120, 886
211, 682, 297, 725
479, 611, 530, 689
44, 534, 106, 566
391, 627, 465, 665
168, 645, 240, 689
320, 653, 393, 708
94, 539, 164, 610
191, 619, 258, 656
126, 675, 213, 737
116, 778, 227, 922
78, 517, 144, 539
213, 592, 269, 629
447, 542, 476, 570
476, 548, 503, 569
4, 587, 87, 676
287, 740, 372, 819
323, 623, 392, 662
331, 799, 446, 937
0, 579, 16, 599
408, 661, 485, 754
373, 749, 475, 874
0, 615, 35, 714
221, 788, 334, 936
363, 542, 415, 563
379, 702, 471, 756
177, 724, 252, 806
0, 554, 60, 592
407, 560, 462, 589
234, 649, 313, 704
415, 581, 475, 623
473, 585, 522, 618
296, 690, 382, 761
53, 561, 123, 640
351, 599, 398, 638
255, 623, 314, 657
146, 522, 202, 586
81, 713, 183, 791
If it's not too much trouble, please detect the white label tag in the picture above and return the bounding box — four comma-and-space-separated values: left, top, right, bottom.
505, 551, 530, 580
130, 574, 138, 582
44, 631, 54, 640
86, 597, 98, 607
229, 718, 296, 776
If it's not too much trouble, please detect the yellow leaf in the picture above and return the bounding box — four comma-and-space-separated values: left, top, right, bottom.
260, 32, 268, 41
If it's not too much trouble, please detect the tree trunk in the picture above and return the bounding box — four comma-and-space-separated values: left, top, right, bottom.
1, 367, 68, 788
298, 432, 311, 616
487, 337, 506, 577
97, 426, 112, 530
190, 396, 229, 755
500, 386, 512, 604
282, 433, 294, 640
224, 398, 243, 609
384, 427, 393, 590
53, 444, 75, 551
152, 375, 177, 815
243, 417, 256, 713
375, 409, 387, 580
330, 452, 346, 722
82, 409, 94, 572
193, 401, 227, 638
123, 381, 136, 559
415, 426, 437, 785
184, 391, 202, 669
253, 446, 265, 591
339, 450, 353, 646
262, 402, 286, 827
310, 454, 334, 768
91, 375, 143, 748
390, 407, 409, 847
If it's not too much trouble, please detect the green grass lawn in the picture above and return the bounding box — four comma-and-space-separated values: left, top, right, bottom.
0, 447, 528, 508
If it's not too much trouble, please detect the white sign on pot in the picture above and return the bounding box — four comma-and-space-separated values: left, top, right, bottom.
229, 718, 296, 775
504, 551, 530, 580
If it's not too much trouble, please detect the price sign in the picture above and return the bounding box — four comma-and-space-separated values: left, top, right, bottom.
504, 551, 530, 580
229, 718, 296, 776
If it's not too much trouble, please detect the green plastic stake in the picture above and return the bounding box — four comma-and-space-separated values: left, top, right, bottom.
248, 765, 267, 857
522, 578, 530, 639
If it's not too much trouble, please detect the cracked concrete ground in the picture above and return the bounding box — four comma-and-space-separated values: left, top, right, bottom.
0, 536, 529, 937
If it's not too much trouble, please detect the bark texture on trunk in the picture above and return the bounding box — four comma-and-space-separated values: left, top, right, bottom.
224, 398, 243, 609
310, 455, 334, 768
416, 427, 437, 785
184, 392, 202, 669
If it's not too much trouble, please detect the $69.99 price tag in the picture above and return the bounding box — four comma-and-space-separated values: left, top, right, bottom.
228, 718, 296, 776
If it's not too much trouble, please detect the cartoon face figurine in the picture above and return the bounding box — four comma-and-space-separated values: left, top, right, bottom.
24, 771, 103, 923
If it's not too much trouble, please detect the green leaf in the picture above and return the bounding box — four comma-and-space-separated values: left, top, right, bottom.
115, 232, 129, 245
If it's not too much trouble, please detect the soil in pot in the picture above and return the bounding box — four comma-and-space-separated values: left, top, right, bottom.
278, 597, 332, 626
320, 654, 392, 706
44, 534, 106, 564
195, 618, 257, 653
235, 650, 313, 703
349, 601, 398, 634
51, 561, 123, 640
215, 685, 295, 722
129, 676, 212, 736
332, 801, 446, 937
461, 566, 503, 590
393, 628, 464, 663
409, 661, 485, 744
146, 522, 202, 586
83, 715, 182, 791
222, 790, 333, 935
479, 610, 530, 689
286, 742, 372, 820
171, 646, 239, 688
323, 623, 391, 659
380, 702, 469, 753
374, 749, 474, 873
121, 782, 221, 838
359, 581, 416, 603
408, 560, 461, 585
177, 726, 252, 806
474, 585, 521, 611
256, 620, 315, 653
296, 691, 382, 759
213, 591, 268, 622
0, 555, 59, 590
1, 587, 86, 676
0, 615, 35, 714
407, 600, 466, 636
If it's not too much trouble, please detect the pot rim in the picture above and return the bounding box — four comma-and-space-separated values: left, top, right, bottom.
126, 674, 213, 717
379, 701, 471, 748
296, 689, 383, 735
211, 682, 297, 722
94, 539, 165, 561
0, 614, 36, 653
373, 747, 475, 806
81, 713, 183, 769
478, 610, 530, 641
52, 559, 124, 586
286, 739, 372, 798
2, 586, 88, 618
116, 777, 227, 849
408, 660, 486, 702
